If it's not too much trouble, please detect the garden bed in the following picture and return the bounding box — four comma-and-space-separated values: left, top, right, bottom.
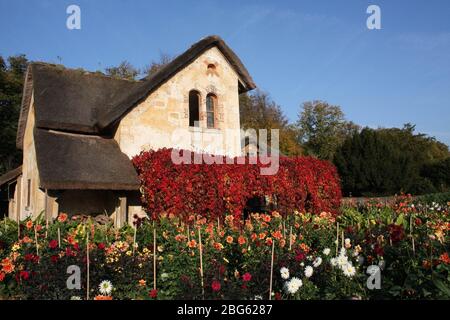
0, 195, 448, 300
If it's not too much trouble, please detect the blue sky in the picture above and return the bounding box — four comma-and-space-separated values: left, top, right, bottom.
1, 0, 449, 145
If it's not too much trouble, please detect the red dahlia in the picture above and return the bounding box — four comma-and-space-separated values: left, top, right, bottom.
149, 289, 158, 299
48, 240, 58, 249
211, 280, 221, 292
242, 272, 252, 282
20, 270, 29, 280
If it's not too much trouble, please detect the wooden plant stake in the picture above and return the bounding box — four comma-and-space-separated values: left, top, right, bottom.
410, 214, 415, 254
34, 225, 39, 257
198, 227, 205, 299
336, 222, 339, 255
341, 230, 344, 249
57, 227, 61, 248
269, 239, 275, 300
45, 215, 49, 239
86, 229, 90, 300
187, 225, 190, 242
153, 221, 157, 291
289, 226, 293, 251
133, 224, 137, 255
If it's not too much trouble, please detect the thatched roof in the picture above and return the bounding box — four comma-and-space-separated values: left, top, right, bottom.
0, 166, 22, 187
34, 129, 140, 190
16, 64, 142, 149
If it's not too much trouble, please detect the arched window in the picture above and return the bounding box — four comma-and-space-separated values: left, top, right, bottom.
206, 94, 217, 129
189, 90, 200, 127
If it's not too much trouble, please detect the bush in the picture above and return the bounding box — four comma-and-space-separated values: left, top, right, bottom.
334, 127, 449, 196
415, 192, 450, 206
132, 149, 342, 221
422, 158, 450, 192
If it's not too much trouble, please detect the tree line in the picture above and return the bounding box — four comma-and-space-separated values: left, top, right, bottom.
0, 54, 449, 196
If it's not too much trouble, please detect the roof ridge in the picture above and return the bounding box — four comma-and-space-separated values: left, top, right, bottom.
30, 61, 141, 83
95, 35, 256, 129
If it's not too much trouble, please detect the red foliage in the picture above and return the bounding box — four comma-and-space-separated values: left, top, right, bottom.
132, 148, 342, 221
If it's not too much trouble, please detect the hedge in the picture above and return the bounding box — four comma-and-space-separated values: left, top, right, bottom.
132, 149, 341, 221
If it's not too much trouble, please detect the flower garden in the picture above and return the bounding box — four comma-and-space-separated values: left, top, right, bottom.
0, 194, 448, 300
0, 149, 448, 300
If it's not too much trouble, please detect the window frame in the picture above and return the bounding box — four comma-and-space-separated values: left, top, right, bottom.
206, 93, 217, 129
188, 90, 201, 127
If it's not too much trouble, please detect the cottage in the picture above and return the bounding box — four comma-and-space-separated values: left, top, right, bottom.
0, 35, 256, 226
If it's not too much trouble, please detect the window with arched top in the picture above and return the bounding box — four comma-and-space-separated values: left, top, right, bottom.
206, 93, 217, 129
189, 90, 200, 127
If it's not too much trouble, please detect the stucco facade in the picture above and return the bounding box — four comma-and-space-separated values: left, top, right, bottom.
19, 94, 47, 221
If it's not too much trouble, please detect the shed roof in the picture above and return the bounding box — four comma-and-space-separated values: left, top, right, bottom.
34, 129, 140, 190
0, 166, 22, 187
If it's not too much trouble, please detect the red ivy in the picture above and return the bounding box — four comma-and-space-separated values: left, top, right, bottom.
132, 148, 342, 221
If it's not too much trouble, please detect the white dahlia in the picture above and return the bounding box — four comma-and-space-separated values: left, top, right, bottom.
280, 267, 290, 280
330, 257, 337, 266
342, 263, 356, 277
285, 277, 302, 295
313, 257, 322, 268
304, 266, 314, 278
99, 280, 113, 295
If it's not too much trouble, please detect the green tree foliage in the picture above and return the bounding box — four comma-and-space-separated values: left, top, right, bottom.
239, 90, 303, 156
105, 61, 140, 80
0, 54, 28, 175
105, 53, 173, 81
421, 158, 450, 192
334, 125, 450, 196
142, 53, 172, 78
296, 100, 360, 160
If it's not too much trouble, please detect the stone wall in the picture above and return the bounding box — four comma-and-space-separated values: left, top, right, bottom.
115, 47, 242, 159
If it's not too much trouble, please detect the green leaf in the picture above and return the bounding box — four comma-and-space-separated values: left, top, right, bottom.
395, 214, 404, 226
432, 275, 450, 297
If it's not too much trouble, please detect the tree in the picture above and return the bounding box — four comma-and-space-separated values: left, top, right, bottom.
105, 61, 139, 80
0, 54, 28, 175
143, 53, 172, 78
296, 101, 359, 160
239, 90, 303, 156
334, 125, 450, 196
105, 54, 173, 80
334, 128, 417, 196
422, 158, 450, 192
